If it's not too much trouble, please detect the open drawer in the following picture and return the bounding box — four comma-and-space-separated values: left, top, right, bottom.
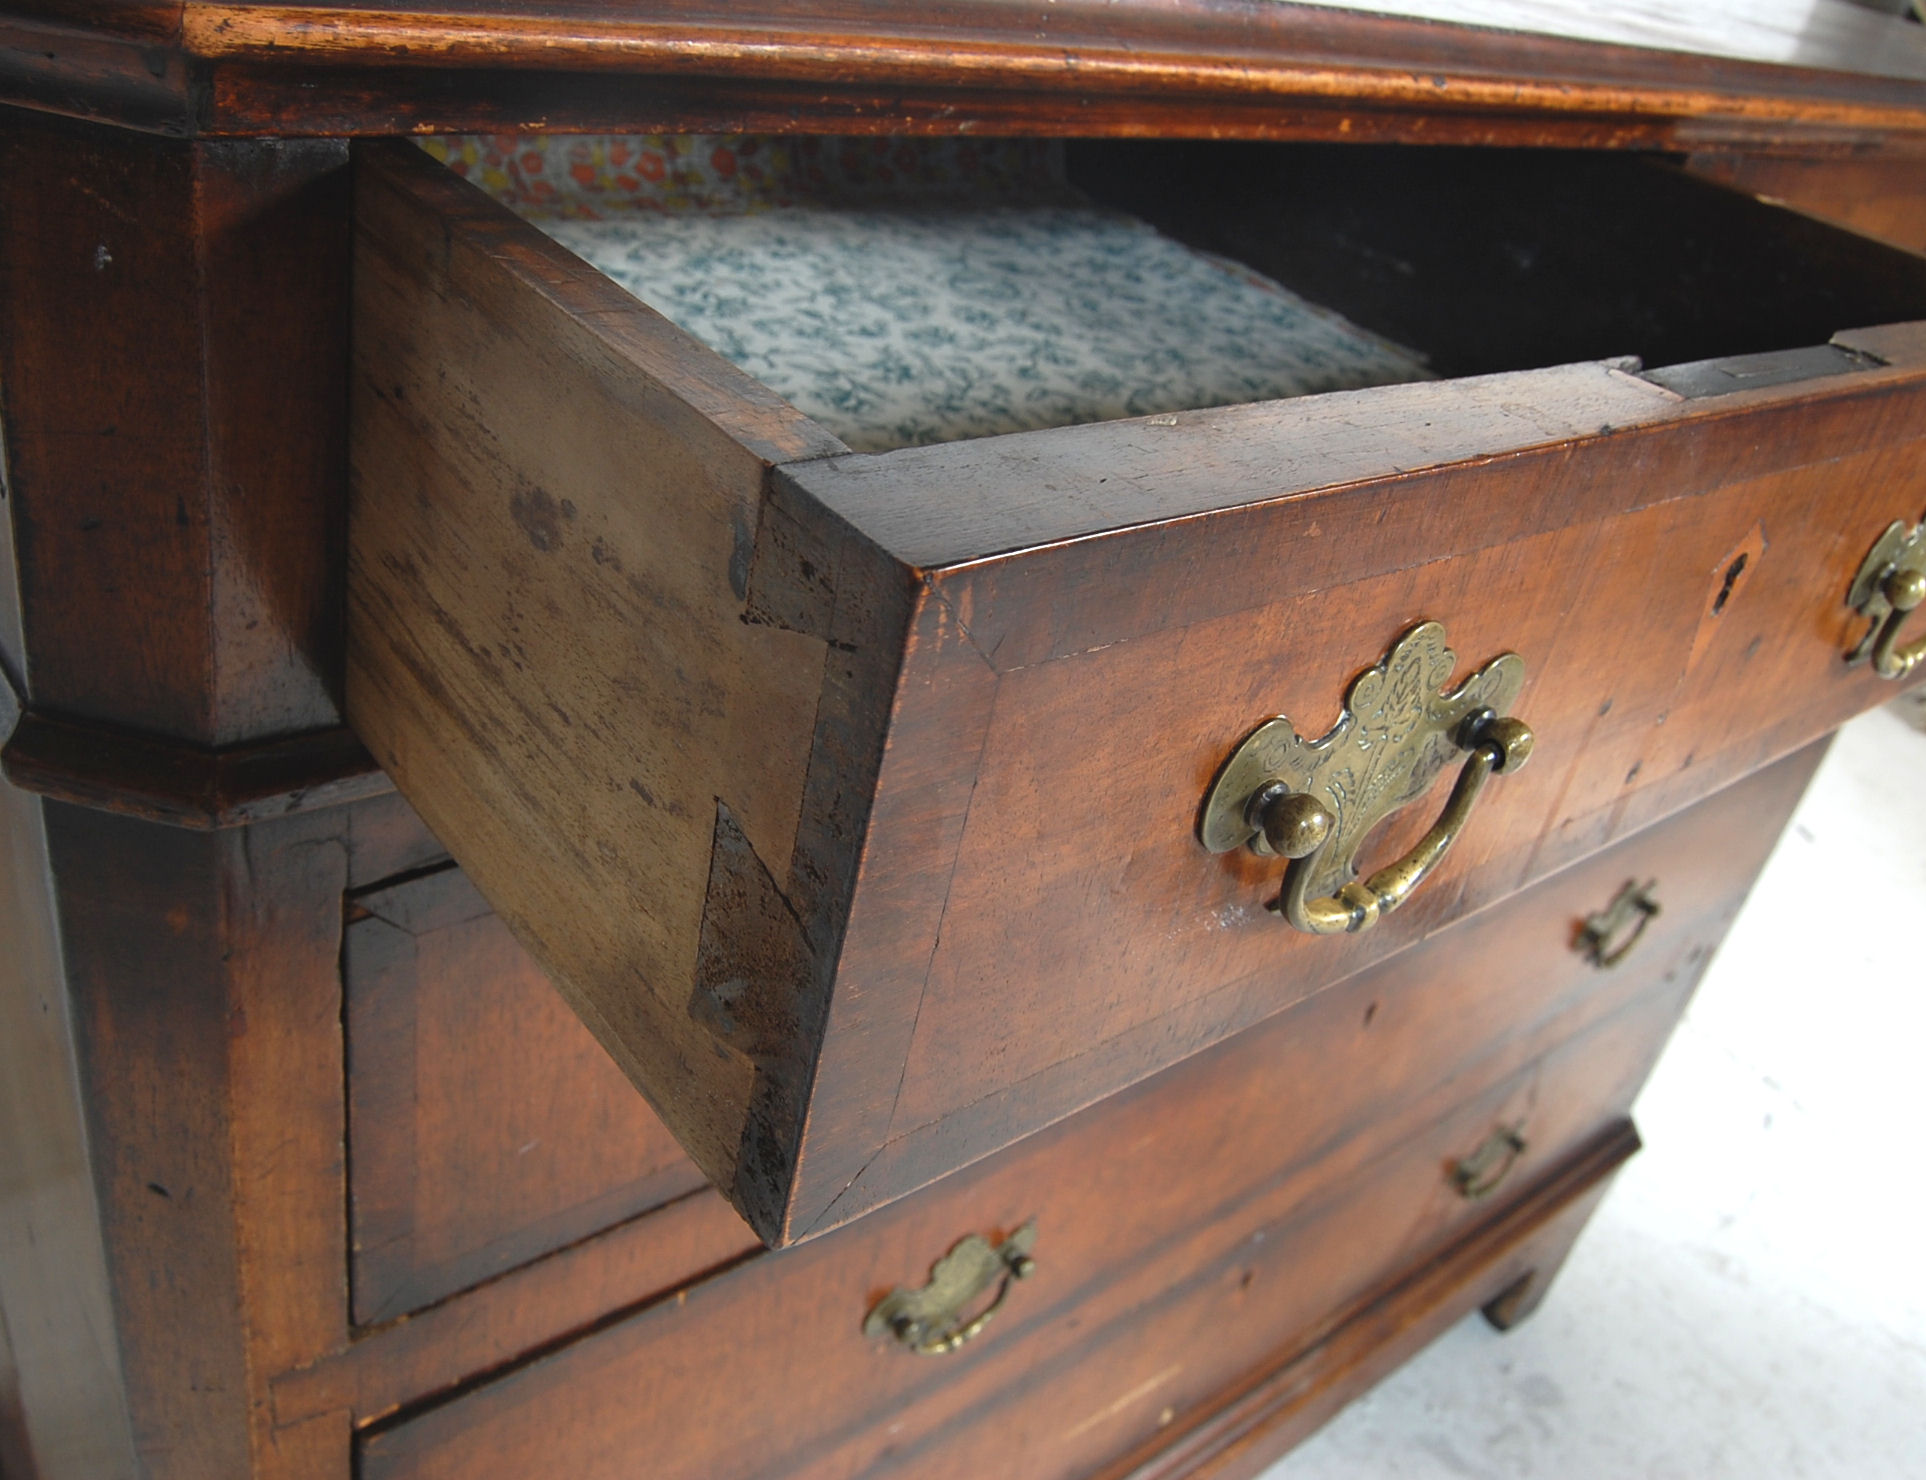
348, 136, 1926, 1246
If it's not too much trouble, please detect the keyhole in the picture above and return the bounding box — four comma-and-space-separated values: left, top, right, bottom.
1711, 552, 1748, 616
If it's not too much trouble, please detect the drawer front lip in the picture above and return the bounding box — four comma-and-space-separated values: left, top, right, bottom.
787, 328, 1926, 576
355, 748, 1814, 1474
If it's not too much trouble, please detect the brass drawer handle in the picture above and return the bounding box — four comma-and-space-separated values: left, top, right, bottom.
1846, 516, 1926, 681
864, 1221, 1036, 1356
1200, 621, 1533, 935
1452, 1126, 1528, 1201
1576, 879, 1661, 969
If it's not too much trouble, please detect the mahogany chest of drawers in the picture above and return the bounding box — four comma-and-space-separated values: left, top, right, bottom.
3, 5, 1925, 1479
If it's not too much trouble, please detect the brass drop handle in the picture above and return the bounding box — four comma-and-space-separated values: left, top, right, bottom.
1845, 517, 1926, 680
1255, 709, 1534, 935
1452, 1125, 1527, 1201
864, 1221, 1036, 1356
1576, 879, 1661, 969
1199, 621, 1533, 937
1860, 567, 1926, 679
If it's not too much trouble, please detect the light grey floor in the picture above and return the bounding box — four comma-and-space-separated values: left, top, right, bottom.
1268, 704, 1926, 1480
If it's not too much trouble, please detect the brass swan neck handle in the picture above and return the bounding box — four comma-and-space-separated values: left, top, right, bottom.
1862, 566, 1926, 680
1200, 621, 1533, 938
1576, 879, 1661, 969
1846, 517, 1926, 681
864, 1222, 1037, 1356
1254, 709, 1533, 935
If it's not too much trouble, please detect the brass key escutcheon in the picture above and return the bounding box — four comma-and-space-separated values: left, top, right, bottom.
1199, 622, 1533, 936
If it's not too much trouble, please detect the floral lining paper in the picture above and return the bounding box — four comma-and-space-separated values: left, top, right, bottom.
424, 135, 1433, 454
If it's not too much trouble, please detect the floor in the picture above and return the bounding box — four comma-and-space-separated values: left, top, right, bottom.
1271, 702, 1926, 1480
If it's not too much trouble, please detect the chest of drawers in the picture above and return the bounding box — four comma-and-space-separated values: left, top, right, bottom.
2, 5, 1925, 1479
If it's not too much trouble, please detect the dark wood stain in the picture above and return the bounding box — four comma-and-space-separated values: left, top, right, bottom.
0, 114, 349, 745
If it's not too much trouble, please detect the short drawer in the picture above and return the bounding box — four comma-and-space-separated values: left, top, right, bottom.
344, 866, 715, 1325
353, 745, 1816, 1474
347, 130, 1919, 1243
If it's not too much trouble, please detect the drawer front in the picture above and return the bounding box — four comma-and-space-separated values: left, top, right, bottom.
346, 866, 713, 1323
349, 136, 1915, 1242
356, 746, 1816, 1477
804, 414, 1899, 1233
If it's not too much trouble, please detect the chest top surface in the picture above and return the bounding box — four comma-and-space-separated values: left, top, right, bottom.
6, 0, 1926, 141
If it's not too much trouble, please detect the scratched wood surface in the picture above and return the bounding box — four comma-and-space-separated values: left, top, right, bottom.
0, 115, 364, 1480
6, 18, 1922, 1479
355, 743, 1821, 1480
0, 116, 348, 745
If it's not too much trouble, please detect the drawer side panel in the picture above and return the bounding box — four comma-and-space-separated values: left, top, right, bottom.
346, 142, 894, 1238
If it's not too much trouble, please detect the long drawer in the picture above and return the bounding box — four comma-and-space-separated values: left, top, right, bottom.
351, 744, 1820, 1476
347, 131, 1923, 1243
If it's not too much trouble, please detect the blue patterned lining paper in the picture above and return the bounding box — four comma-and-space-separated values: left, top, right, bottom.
426, 136, 1433, 453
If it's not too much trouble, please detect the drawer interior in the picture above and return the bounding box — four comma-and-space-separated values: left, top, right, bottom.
422, 134, 1926, 452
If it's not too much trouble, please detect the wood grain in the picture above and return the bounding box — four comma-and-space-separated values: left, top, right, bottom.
1103, 1127, 1633, 1480
773, 328, 1926, 1233
345, 140, 889, 1242
270, 1188, 758, 1430
1, 712, 388, 829
0, 117, 364, 1480
1687, 147, 1926, 255
46, 803, 352, 1480
361, 1031, 1646, 1479
340, 792, 449, 890
354, 861, 1718, 1480
4, 15, 1906, 1479
11, 0, 1926, 142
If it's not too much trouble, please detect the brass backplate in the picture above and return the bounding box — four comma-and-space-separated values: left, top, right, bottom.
1199, 621, 1525, 907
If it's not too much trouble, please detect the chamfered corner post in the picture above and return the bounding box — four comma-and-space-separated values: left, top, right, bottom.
0, 112, 357, 1480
